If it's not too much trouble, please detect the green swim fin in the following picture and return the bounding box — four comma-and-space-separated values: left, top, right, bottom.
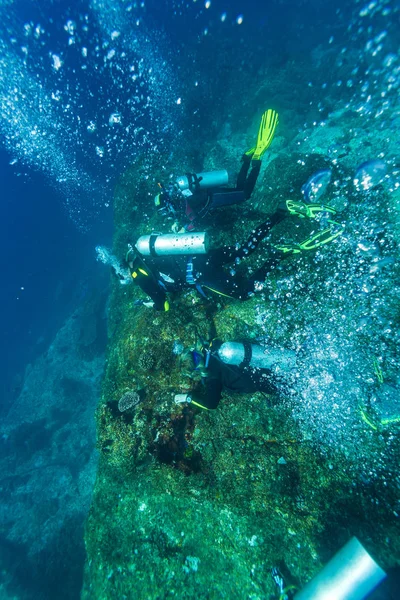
286, 199, 338, 219
274, 220, 345, 254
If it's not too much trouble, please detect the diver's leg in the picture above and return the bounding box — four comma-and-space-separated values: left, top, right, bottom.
208, 206, 287, 267
236, 154, 252, 190
219, 247, 287, 300
236, 154, 261, 199
239, 109, 280, 198
244, 159, 261, 199
246, 248, 287, 288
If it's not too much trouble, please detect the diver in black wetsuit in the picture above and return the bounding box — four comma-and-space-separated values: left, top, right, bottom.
128, 205, 288, 311
155, 109, 279, 231
128, 196, 344, 311
173, 338, 297, 410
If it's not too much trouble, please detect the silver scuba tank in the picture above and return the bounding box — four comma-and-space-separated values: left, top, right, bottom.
135, 231, 209, 256
294, 536, 386, 600
217, 342, 297, 371
175, 170, 229, 192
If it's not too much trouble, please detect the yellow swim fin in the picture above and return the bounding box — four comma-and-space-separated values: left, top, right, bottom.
252, 109, 279, 161
244, 145, 256, 158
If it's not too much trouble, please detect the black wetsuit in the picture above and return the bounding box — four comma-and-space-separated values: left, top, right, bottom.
184, 155, 261, 227
192, 343, 279, 410
131, 207, 287, 310
159, 154, 262, 230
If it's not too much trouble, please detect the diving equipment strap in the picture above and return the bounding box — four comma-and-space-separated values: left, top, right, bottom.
241, 342, 252, 368
186, 257, 196, 284
149, 234, 158, 257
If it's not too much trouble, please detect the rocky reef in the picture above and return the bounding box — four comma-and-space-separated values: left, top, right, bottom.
82, 110, 400, 598
0, 291, 107, 600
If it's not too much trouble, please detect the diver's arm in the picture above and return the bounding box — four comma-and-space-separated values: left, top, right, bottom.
174, 377, 222, 410
192, 377, 223, 410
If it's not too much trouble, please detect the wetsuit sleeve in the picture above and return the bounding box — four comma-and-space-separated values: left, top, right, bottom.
190, 354, 224, 409
191, 377, 223, 410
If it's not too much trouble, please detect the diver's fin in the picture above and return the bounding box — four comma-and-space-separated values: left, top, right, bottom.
274, 221, 345, 254
252, 109, 279, 160
273, 242, 302, 255
286, 200, 338, 219
244, 145, 256, 158
296, 222, 344, 250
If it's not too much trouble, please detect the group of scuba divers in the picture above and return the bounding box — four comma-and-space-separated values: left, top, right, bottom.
106, 109, 345, 411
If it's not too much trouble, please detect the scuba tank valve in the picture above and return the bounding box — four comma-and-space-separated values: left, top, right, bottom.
136, 232, 209, 256
218, 342, 297, 371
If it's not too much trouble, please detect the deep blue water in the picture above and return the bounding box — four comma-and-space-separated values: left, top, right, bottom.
0, 149, 112, 411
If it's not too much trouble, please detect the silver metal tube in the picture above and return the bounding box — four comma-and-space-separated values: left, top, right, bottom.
175, 170, 229, 191
218, 342, 245, 366
294, 537, 386, 600
135, 232, 209, 256
217, 342, 297, 371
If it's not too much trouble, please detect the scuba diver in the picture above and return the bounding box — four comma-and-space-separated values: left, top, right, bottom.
155, 109, 279, 231
174, 338, 297, 410
127, 199, 344, 311
173, 334, 297, 410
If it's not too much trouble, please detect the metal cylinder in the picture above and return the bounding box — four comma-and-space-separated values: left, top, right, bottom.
174, 394, 191, 404
294, 537, 386, 600
175, 170, 229, 191
135, 232, 209, 256
217, 342, 296, 371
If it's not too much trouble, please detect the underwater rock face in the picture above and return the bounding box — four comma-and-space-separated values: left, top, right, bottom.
81, 1, 400, 593
0, 305, 105, 599
83, 141, 400, 598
